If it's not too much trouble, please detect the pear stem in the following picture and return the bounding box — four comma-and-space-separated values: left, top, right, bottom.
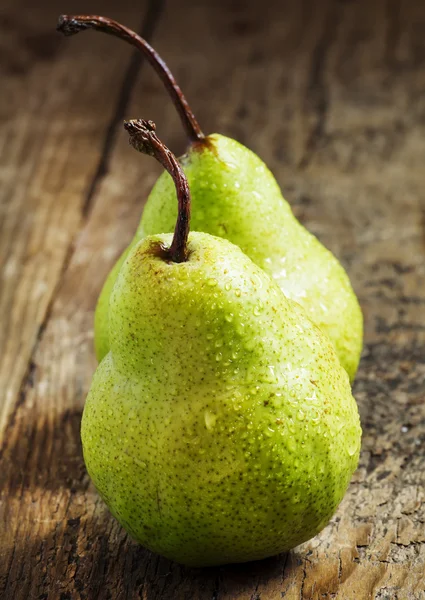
124, 119, 190, 263
57, 14, 204, 143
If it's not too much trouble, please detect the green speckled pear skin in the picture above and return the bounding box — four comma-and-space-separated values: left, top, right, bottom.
94, 249, 129, 361
94, 135, 362, 380
83, 232, 361, 567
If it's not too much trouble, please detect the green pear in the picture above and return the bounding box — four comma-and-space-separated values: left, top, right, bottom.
58, 14, 363, 381
82, 120, 361, 567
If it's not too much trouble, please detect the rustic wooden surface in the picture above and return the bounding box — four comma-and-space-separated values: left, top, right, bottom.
1, 0, 425, 598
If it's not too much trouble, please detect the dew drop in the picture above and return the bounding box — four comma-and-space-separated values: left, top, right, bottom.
310, 409, 320, 421
265, 427, 275, 437
236, 323, 245, 336
286, 436, 296, 453
132, 456, 147, 469
347, 437, 359, 456
204, 410, 217, 430
287, 418, 296, 433
297, 409, 305, 421
336, 418, 345, 432
245, 338, 256, 351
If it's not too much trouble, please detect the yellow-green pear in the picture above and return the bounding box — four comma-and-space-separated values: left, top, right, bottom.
81, 120, 361, 567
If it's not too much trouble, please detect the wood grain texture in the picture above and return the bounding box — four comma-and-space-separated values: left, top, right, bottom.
1, 0, 425, 598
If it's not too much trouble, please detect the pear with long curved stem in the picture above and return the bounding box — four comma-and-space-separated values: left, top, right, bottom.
57, 14, 363, 381
81, 119, 362, 567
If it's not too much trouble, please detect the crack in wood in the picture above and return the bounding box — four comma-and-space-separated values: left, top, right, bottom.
299, 558, 307, 600
299, 1, 342, 169
211, 572, 221, 600
81, 0, 165, 218
420, 207, 425, 259
385, 0, 402, 69
337, 550, 342, 587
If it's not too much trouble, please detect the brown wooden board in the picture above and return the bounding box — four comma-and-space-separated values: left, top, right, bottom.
1, 0, 425, 598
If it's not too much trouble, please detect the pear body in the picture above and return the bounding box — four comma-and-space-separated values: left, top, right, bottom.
83, 232, 361, 567
94, 135, 362, 380
94, 248, 130, 361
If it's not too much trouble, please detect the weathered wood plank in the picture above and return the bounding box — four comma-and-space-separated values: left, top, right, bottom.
118, 2, 425, 595
0, 0, 157, 437
0, 0, 161, 596
1, 0, 425, 598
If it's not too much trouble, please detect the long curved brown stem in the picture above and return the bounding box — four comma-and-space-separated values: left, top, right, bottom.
57, 14, 204, 143
124, 119, 190, 263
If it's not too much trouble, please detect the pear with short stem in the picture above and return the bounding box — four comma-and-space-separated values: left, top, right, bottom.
81, 119, 362, 567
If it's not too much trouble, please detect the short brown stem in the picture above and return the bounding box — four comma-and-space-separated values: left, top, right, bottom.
57, 14, 204, 143
124, 119, 190, 263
